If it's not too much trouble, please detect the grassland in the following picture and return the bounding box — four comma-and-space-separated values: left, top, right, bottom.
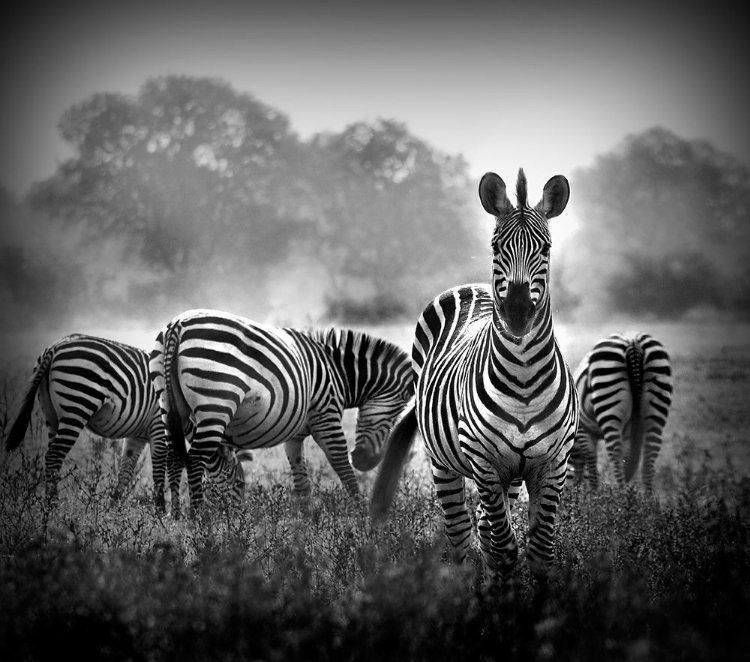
0, 321, 748, 661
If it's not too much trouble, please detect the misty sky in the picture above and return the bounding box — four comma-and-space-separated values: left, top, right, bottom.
1, 0, 747, 196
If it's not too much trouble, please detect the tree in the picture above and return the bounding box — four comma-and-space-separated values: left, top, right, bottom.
27, 76, 305, 306
568, 127, 750, 318
0, 188, 86, 329
301, 119, 486, 319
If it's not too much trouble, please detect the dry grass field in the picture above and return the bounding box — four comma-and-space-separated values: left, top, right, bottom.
0, 319, 748, 661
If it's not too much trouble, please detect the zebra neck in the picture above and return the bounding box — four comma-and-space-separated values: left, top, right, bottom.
487, 301, 557, 379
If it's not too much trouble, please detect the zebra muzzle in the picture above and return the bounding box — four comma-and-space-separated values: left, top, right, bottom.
351, 446, 381, 472
498, 282, 536, 337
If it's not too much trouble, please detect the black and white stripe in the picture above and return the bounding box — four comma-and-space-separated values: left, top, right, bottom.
3, 334, 243, 510
3, 334, 168, 503
372, 169, 579, 584
569, 331, 673, 494
149, 310, 412, 511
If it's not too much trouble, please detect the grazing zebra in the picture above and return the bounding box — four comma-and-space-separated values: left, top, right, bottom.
372, 169, 579, 585
3, 334, 170, 503
149, 310, 413, 511
569, 331, 673, 495
3, 334, 243, 510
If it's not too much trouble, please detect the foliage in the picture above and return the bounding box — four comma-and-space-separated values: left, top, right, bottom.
1, 444, 748, 661
569, 127, 750, 319
303, 119, 484, 317
7, 77, 483, 329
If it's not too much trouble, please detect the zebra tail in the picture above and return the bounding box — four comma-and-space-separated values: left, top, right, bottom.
163, 323, 188, 466
624, 344, 644, 483
370, 400, 418, 522
4, 347, 54, 451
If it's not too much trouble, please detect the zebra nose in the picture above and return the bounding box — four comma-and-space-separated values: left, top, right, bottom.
499, 282, 535, 336
351, 446, 380, 471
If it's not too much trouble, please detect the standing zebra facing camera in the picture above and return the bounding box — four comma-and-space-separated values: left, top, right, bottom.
372, 168, 579, 586
149, 310, 413, 512
568, 331, 673, 495
3, 333, 243, 509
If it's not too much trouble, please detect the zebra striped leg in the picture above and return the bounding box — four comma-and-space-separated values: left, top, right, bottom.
309, 414, 359, 496
167, 451, 184, 518
43, 418, 86, 500
603, 430, 627, 486
149, 436, 170, 512
581, 433, 600, 490
431, 464, 472, 565
475, 484, 519, 584
113, 438, 147, 501
185, 456, 207, 514
507, 477, 524, 506
184, 414, 234, 512
641, 428, 664, 497
525, 462, 567, 582
284, 435, 312, 497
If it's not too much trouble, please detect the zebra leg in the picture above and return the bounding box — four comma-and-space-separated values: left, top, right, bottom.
43, 417, 86, 501
309, 415, 359, 496
167, 449, 184, 518
113, 438, 147, 501
185, 416, 233, 512
602, 429, 627, 486
475, 483, 518, 584
149, 435, 170, 512
582, 433, 600, 490
284, 434, 312, 497
431, 464, 473, 565
640, 427, 664, 497
507, 477, 524, 506
525, 461, 568, 582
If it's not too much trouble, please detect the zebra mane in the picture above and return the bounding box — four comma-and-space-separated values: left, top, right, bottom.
516, 168, 528, 208
308, 327, 407, 365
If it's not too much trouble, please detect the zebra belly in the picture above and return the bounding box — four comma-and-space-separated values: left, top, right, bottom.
87, 400, 151, 440
225, 389, 309, 449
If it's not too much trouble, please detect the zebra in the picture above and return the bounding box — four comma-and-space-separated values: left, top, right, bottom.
3, 334, 243, 509
149, 310, 413, 511
568, 331, 673, 495
371, 169, 579, 585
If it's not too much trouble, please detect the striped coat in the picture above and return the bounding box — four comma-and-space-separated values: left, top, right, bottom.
149, 310, 412, 511
3, 334, 242, 510
373, 170, 578, 584
570, 331, 673, 494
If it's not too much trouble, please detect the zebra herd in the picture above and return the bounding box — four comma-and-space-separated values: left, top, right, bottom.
2, 169, 673, 584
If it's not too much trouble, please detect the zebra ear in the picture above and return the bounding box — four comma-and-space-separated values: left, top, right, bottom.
537, 175, 570, 219
479, 172, 512, 217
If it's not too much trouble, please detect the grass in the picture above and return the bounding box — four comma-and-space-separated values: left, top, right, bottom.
1, 321, 749, 661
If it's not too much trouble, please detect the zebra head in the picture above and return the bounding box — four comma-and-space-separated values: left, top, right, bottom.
205, 443, 246, 504
351, 393, 413, 471
479, 168, 570, 338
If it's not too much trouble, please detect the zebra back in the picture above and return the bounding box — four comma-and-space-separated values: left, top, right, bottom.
304, 327, 413, 406
303, 327, 413, 470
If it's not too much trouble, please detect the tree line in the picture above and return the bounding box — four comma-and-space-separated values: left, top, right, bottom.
1, 76, 748, 332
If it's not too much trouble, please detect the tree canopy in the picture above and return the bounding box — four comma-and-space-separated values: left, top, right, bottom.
2, 78, 748, 331
568, 127, 750, 318
9, 75, 485, 329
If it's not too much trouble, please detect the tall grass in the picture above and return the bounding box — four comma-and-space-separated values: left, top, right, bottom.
1, 324, 748, 661
1, 436, 748, 661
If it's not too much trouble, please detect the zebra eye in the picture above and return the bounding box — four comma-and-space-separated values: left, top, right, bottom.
540, 243, 551, 257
